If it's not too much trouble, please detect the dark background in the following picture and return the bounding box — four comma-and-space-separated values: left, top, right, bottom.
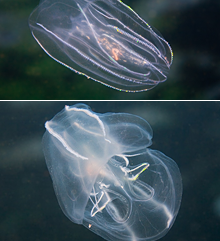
0, 0, 220, 100
0, 101, 220, 241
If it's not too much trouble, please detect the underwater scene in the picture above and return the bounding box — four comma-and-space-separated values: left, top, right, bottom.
0, 101, 220, 241
0, 0, 220, 240
0, 0, 219, 99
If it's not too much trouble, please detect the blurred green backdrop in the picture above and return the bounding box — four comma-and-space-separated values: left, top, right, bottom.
0, 0, 219, 99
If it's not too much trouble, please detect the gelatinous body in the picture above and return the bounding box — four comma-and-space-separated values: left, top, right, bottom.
29, 0, 173, 92
42, 104, 182, 241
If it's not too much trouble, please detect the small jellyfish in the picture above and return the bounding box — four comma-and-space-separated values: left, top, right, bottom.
42, 104, 182, 241
29, 0, 173, 91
